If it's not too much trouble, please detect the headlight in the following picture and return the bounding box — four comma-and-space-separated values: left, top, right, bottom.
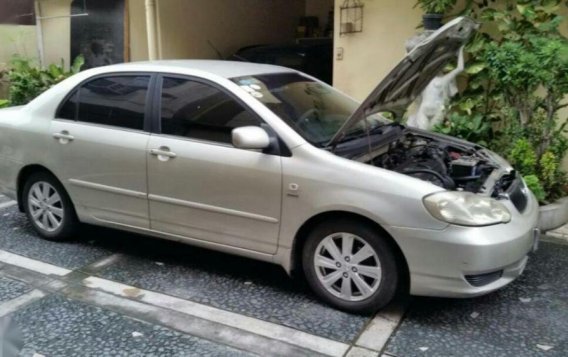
423, 191, 511, 226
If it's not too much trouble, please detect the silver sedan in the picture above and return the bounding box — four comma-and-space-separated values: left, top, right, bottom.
0, 18, 539, 313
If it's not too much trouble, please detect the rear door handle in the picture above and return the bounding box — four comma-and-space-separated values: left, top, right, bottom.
150, 147, 177, 160
53, 131, 74, 143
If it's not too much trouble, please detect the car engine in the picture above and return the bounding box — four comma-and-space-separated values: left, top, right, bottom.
367, 132, 497, 193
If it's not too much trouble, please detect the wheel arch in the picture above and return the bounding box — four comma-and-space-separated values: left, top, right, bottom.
17, 165, 69, 212
291, 210, 410, 294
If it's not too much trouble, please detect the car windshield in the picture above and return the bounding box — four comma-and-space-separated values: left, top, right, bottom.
231, 73, 389, 146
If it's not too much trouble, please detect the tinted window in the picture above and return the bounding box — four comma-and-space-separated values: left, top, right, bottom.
160, 77, 260, 144
58, 90, 78, 120
77, 76, 150, 130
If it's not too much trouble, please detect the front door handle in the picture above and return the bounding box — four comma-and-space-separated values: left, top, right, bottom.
53, 131, 74, 144
150, 147, 177, 161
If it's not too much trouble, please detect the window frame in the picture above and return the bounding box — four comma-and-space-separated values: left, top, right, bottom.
55, 72, 158, 133
152, 73, 290, 157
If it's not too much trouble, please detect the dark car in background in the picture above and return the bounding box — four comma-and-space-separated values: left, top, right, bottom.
229, 39, 333, 84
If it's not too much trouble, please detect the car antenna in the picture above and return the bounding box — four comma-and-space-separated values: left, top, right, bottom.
207, 40, 224, 60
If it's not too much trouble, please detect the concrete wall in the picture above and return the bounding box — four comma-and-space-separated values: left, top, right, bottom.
2, 0, 311, 64
0, 25, 37, 64
0, 25, 37, 98
0, 25, 37, 63
36, 0, 72, 67
0, 0, 72, 68
127, 0, 148, 61
152, 0, 306, 60
333, 0, 421, 100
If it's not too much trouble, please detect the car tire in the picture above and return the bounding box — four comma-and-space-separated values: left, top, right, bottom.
302, 219, 399, 314
22, 172, 78, 241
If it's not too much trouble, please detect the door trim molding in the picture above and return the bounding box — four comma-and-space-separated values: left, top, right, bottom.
149, 194, 279, 224
69, 179, 147, 199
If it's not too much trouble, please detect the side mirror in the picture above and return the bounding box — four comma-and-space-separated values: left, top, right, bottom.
232, 126, 271, 150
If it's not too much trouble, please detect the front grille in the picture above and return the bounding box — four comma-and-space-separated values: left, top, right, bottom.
465, 270, 503, 287
508, 177, 528, 213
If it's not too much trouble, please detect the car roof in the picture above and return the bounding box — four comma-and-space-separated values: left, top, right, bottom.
238, 41, 332, 53
91, 60, 297, 79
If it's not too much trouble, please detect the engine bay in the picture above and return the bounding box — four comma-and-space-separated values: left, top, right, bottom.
363, 132, 498, 193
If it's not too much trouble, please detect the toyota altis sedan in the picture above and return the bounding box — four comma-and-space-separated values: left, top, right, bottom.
0, 18, 539, 313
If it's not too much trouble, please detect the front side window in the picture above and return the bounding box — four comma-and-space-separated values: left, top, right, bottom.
160, 77, 260, 144
76, 75, 150, 130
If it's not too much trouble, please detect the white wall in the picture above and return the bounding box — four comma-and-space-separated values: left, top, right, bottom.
36, 0, 73, 66
333, 0, 422, 100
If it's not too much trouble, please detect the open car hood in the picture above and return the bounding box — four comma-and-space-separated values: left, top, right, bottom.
327, 17, 478, 146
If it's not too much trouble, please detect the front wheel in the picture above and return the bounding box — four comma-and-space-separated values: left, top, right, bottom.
302, 220, 399, 313
23, 172, 78, 241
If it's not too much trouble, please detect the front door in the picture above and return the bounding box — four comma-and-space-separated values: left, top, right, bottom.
147, 76, 282, 254
51, 74, 152, 228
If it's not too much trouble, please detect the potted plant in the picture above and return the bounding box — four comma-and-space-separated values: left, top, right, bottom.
415, 0, 457, 30
435, 0, 568, 231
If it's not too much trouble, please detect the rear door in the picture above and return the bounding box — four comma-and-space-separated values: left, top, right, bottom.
50, 74, 153, 228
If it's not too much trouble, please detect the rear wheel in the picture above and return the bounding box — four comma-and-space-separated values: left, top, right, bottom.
302, 219, 399, 313
23, 172, 78, 241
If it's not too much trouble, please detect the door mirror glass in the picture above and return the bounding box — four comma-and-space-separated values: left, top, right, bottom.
232, 126, 270, 150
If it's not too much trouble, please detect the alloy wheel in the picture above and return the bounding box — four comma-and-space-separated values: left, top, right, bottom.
313, 232, 382, 302
27, 181, 64, 233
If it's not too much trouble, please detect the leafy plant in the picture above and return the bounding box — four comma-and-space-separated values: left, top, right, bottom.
0, 99, 9, 108
7, 55, 84, 106
434, 112, 491, 145
415, 0, 457, 14
509, 138, 537, 176
435, 0, 568, 203
524, 175, 546, 202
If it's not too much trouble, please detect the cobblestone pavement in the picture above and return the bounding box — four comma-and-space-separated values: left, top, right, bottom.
385, 238, 568, 357
0, 197, 383, 357
0, 194, 566, 356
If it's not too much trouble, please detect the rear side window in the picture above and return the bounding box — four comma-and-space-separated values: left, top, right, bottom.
58, 90, 78, 120
160, 77, 261, 144
58, 75, 150, 130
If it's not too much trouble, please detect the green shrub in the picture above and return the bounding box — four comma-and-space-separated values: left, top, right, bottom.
509, 139, 537, 176
524, 175, 546, 202
0, 99, 9, 108
439, 0, 568, 203
434, 112, 491, 146
7, 55, 84, 106
415, 0, 457, 14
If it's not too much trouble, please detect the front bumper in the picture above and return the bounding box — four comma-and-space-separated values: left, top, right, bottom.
389, 191, 540, 298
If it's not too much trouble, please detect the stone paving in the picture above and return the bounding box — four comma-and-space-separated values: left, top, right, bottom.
95, 248, 369, 342
14, 294, 253, 357
0, 198, 375, 357
385, 240, 568, 357
0, 206, 114, 269
0, 276, 31, 303
0, 194, 567, 356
